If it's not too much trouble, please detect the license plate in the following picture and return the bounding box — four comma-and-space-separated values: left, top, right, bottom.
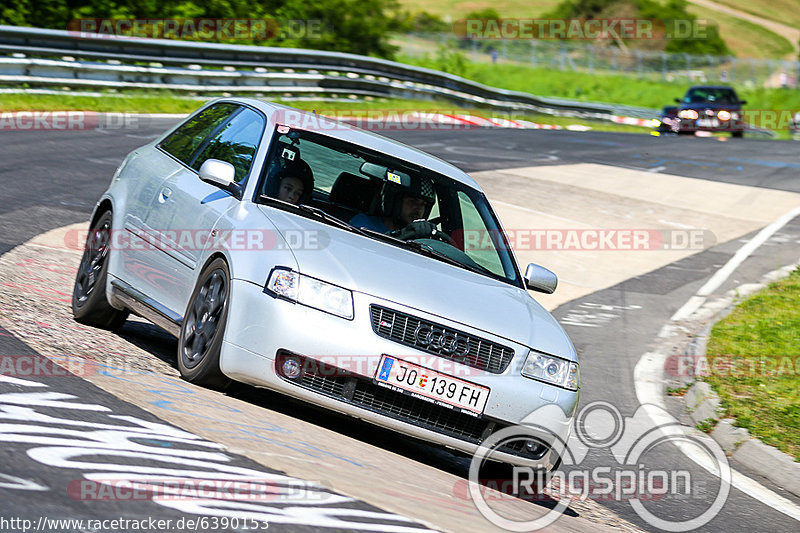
374, 355, 489, 416
696, 118, 720, 127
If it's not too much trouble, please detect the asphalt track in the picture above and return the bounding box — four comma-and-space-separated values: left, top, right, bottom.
1, 120, 799, 532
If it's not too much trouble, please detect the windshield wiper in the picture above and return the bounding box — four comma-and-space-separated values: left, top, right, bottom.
258, 195, 368, 236
360, 229, 498, 279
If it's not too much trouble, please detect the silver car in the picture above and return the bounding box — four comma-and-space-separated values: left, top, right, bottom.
71, 98, 579, 469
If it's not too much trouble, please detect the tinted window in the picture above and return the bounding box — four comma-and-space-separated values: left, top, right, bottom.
159, 103, 239, 164
191, 108, 266, 183
684, 88, 737, 104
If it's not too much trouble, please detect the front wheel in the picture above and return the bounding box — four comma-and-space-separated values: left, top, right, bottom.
72, 210, 128, 330
178, 257, 231, 390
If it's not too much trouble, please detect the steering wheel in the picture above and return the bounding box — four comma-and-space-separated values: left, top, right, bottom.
422, 216, 457, 245
428, 228, 457, 246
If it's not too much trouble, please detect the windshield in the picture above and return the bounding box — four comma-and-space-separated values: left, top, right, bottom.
683, 87, 738, 104
256, 126, 520, 286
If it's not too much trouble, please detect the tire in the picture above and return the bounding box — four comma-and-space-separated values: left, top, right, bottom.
72, 210, 129, 330
178, 257, 231, 390
731, 131, 743, 138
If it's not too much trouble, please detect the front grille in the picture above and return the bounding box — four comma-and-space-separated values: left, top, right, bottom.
369, 305, 515, 374
279, 353, 547, 460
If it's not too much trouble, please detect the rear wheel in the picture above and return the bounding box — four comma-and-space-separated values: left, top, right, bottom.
732, 131, 743, 138
72, 211, 128, 330
178, 257, 231, 390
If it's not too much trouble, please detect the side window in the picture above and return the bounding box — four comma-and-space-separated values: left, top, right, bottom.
159, 103, 239, 165
191, 108, 266, 183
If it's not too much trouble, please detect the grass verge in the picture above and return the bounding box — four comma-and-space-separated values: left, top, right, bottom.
705, 268, 800, 460
0, 92, 649, 134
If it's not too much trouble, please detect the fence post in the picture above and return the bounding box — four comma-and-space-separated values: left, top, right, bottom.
612, 47, 618, 72
588, 45, 594, 74
661, 51, 667, 81
560, 44, 566, 70
472, 39, 477, 62
530, 40, 537, 67
636, 50, 642, 78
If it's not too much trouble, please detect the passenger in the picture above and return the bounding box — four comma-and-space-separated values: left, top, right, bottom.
277, 175, 305, 204
350, 175, 437, 239
269, 159, 314, 205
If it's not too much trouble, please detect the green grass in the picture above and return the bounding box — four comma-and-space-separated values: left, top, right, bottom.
398, 0, 558, 20
713, 0, 800, 32
0, 92, 649, 134
401, 54, 800, 110
686, 3, 793, 58
0, 91, 208, 113
705, 268, 800, 460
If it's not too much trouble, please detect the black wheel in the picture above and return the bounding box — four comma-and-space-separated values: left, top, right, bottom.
72, 211, 128, 330
731, 131, 743, 138
178, 257, 231, 389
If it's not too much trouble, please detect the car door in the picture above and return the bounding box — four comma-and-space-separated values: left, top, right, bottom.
120, 102, 241, 312
145, 104, 267, 316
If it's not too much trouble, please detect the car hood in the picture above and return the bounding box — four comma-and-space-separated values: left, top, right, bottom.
257, 206, 575, 360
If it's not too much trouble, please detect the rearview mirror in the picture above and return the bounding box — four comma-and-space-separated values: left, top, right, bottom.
359, 162, 410, 186
524, 263, 558, 294
360, 162, 387, 180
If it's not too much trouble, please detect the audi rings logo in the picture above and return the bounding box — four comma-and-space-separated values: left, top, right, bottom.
414, 324, 470, 357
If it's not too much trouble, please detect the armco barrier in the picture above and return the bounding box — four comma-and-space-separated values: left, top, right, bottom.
0, 25, 659, 123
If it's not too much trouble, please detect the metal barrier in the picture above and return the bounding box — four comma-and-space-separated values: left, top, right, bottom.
0, 25, 659, 121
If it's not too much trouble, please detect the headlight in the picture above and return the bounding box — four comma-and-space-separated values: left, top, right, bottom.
521, 351, 579, 391
266, 268, 354, 320
679, 109, 699, 120
717, 110, 732, 121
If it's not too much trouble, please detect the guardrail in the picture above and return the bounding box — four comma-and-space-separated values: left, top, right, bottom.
0, 25, 659, 122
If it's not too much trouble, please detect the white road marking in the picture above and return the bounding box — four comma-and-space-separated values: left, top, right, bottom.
670, 204, 800, 321
634, 350, 800, 520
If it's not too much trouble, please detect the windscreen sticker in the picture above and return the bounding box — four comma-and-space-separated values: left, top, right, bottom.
282, 147, 296, 161
387, 171, 402, 184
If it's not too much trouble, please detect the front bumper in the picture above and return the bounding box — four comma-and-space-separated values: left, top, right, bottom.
219, 278, 578, 468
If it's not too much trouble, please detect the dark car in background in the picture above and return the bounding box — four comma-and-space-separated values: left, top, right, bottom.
655, 85, 746, 137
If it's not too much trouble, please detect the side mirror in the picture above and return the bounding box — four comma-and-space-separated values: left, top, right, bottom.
739, 99, 747, 105
674, 98, 682, 104
199, 159, 235, 187
198, 159, 241, 197
524, 263, 558, 294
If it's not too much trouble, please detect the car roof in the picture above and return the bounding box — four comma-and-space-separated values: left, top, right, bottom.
686, 85, 738, 91
217, 97, 484, 191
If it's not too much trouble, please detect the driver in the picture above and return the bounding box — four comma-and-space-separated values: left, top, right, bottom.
350, 175, 437, 239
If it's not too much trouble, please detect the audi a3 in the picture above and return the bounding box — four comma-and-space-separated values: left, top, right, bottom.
71, 98, 579, 469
